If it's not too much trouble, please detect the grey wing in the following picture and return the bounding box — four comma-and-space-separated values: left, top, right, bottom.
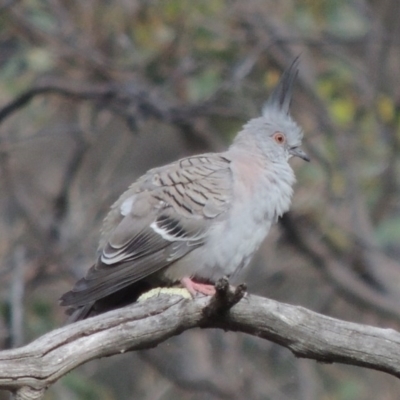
60, 154, 232, 307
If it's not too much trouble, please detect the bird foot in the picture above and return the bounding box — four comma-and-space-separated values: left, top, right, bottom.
181, 277, 216, 297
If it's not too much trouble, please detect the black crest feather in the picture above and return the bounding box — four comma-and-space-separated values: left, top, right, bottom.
263, 56, 300, 115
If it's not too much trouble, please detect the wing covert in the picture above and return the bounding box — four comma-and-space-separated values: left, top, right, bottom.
61, 154, 233, 306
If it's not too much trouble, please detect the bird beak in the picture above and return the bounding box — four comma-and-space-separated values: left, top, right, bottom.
289, 147, 310, 162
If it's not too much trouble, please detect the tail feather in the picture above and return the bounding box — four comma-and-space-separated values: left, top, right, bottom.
61, 280, 152, 322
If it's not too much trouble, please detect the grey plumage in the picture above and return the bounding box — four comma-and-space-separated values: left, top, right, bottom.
60, 59, 308, 321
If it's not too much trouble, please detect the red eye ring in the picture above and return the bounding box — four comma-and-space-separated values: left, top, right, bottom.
273, 132, 286, 144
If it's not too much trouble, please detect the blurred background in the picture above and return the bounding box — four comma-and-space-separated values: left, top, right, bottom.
1, 0, 400, 399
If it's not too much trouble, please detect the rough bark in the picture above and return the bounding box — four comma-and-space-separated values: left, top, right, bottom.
1, 290, 400, 399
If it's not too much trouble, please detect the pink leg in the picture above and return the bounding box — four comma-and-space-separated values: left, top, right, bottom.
181, 277, 216, 297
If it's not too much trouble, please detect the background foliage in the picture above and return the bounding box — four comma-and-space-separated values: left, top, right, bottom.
1, 0, 400, 398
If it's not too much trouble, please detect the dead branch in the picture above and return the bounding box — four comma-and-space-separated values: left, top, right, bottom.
0, 290, 400, 399
0, 79, 232, 152
280, 213, 400, 321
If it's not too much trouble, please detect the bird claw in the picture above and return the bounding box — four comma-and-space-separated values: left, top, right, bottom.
181, 277, 216, 297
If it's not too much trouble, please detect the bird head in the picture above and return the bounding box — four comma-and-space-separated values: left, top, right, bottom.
242, 57, 309, 163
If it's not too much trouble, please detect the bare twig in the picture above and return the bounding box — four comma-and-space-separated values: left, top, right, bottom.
9, 246, 25, 348
280, 213, 400, 321
0, 79, 231, 152
0, 83, 116, 125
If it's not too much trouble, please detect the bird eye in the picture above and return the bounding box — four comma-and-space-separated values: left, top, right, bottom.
273, 132, 286, 144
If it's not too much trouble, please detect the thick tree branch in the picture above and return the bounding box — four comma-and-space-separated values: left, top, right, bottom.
1, 291, 400, 399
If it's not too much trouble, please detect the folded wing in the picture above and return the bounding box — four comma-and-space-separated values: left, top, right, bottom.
60, 154, 232, 307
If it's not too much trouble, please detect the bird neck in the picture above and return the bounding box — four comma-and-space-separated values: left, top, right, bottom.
229, 132, 296, 220
230, 129, 258, 151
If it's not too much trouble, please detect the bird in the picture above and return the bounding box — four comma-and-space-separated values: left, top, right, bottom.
60, 58, 309, 321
